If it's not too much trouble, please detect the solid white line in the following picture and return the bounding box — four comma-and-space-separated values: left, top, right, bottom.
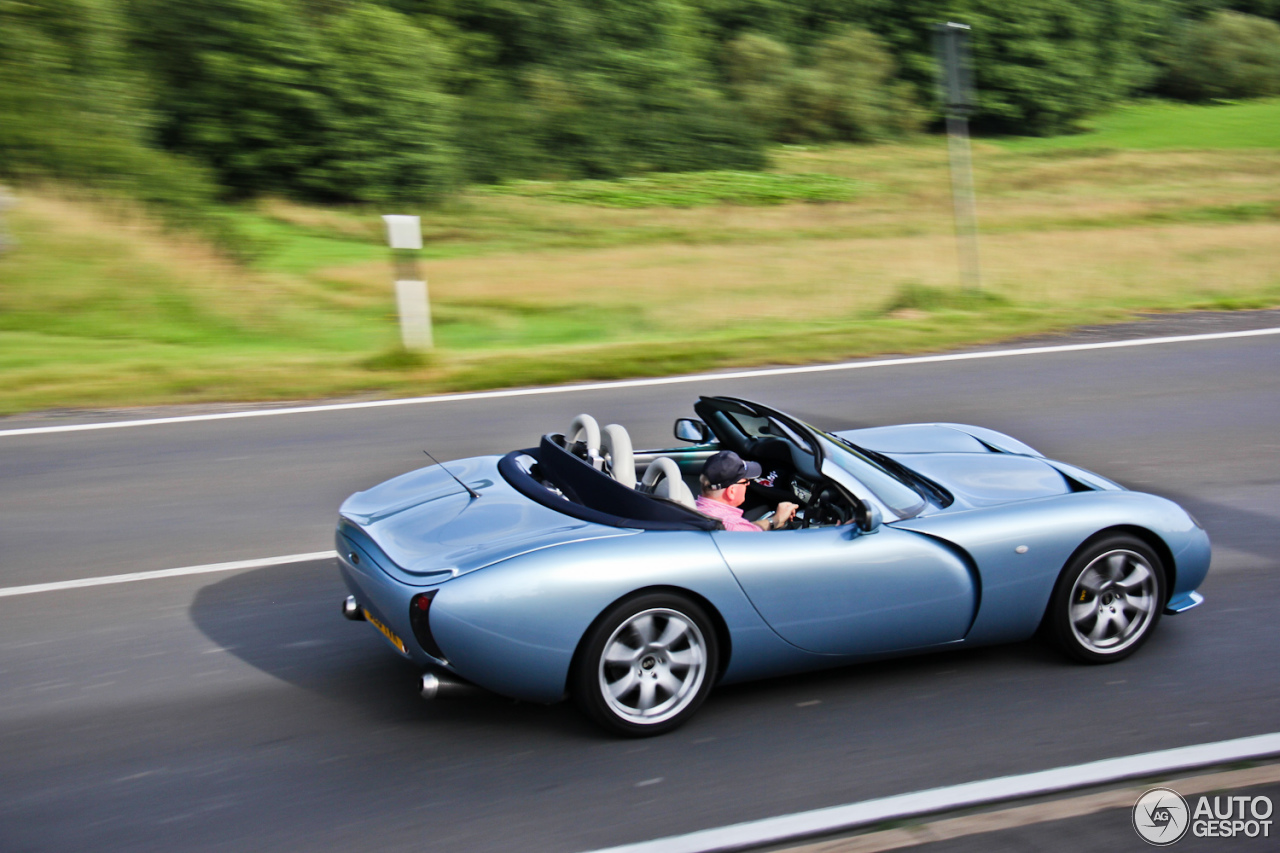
3, 326, 1279, 439
776, 764, 1280, 853
0, 551, 337, 598
585, 732, 1280, 853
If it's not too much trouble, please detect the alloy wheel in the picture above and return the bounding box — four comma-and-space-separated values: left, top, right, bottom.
598, 607, 708, 726
1068, 549, 1159, 655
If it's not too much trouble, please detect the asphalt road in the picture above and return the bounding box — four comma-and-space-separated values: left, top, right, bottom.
2, 317, 1278, 852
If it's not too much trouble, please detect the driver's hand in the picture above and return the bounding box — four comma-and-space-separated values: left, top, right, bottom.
774, 501, 799, 528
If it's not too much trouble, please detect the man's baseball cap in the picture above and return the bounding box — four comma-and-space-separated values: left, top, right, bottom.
701, 450, 762, 490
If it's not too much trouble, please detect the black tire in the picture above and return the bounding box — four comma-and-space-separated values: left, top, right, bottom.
572, 593, 718, 737
1047, 535, 1166, 664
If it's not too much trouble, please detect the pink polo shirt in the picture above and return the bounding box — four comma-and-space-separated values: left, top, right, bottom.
695, 495, 761, 532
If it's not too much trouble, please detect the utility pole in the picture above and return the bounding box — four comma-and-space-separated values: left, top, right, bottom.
382, 215, 433, 350
935, 22, 982, 292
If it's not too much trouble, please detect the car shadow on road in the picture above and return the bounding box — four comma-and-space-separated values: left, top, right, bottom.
187, 559, 597, 740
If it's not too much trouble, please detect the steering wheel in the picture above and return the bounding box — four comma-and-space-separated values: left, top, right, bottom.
786, 485, 852, 529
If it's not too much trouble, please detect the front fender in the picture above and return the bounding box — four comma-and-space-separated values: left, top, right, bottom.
893, 491, 1209, 645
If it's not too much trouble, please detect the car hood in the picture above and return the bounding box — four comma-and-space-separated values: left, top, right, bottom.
834, 423, 1042, 456
832, 423, 1098, 509
339, 456, 635, 582
884, 452, 1073, 509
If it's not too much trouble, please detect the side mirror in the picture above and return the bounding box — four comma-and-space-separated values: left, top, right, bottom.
856, 501, 883, 534
674, 418, 711, 443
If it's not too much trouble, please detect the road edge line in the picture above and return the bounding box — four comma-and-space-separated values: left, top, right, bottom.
0, 551, 337, 598
583, 732, 1280, 853
774, 762, 1280, 853
3, 327, 1279, 438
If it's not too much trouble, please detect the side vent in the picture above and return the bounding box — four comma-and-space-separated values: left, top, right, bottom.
1059, 471, 1096, 493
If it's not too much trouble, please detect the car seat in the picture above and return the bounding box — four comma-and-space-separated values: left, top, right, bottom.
639, 457, 696, 508
601, 423, 636, 489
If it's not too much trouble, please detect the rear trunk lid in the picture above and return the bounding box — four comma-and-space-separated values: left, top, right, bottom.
339, 455, 636, 583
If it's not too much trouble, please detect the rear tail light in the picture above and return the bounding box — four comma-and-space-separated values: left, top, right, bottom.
409, 591, 446, 662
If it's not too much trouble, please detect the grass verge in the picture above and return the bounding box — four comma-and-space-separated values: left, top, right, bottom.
1, 99, 1278, 415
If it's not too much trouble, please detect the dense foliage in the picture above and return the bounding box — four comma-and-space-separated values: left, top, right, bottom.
1159, 10, 1280, 99
723, 27, 926, 142
128, 0, 459, 202
3, 0, 1279, 213
0, 0, 218, 209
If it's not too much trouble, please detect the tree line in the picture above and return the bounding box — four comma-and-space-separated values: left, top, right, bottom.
2, 0, 1279, 217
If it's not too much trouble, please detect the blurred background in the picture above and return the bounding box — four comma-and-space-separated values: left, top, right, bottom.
1, 0, 1278, 414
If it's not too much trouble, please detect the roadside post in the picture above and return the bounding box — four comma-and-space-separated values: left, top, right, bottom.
935, 22, 982, 291
0, 186, 14, 254
382, 214, 433, 350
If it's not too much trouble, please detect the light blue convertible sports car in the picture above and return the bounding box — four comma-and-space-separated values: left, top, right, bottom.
336, 396, 1210, 736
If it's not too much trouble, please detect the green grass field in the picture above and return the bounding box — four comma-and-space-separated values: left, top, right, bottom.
474, 171, 860, 208
997, 98, 1280, 151
1, 98, 1278, 415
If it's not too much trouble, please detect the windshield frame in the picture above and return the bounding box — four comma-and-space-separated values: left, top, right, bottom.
692, 396, 932, 521
812, 430, 929, 521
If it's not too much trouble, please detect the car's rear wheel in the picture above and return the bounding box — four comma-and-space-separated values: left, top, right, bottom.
573, 593, 717, 737
1048, 535, 1165, 663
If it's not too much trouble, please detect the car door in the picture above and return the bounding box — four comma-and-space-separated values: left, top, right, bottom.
711, 525, 977, 656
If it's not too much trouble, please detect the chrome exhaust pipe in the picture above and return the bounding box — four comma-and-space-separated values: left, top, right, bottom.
419, 670, 481, 701
341, 595, 365, 621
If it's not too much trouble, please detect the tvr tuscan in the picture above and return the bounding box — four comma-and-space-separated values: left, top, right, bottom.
336, 396, 1210, 735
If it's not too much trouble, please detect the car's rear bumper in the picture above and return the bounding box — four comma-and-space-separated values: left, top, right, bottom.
336, 530, 451, 669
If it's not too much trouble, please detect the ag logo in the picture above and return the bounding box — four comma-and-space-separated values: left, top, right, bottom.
1134, 787, 1190, 845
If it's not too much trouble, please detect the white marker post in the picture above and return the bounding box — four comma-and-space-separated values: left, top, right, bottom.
382, 215, 432, 350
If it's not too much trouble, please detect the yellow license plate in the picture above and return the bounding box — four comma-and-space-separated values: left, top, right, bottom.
363, 608, 408, 655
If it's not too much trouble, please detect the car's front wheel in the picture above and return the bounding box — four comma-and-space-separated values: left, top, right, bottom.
1047, 535, 1166, 663
573, 593, 717, 737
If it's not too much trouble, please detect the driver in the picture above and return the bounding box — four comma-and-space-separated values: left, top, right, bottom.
695, 450, 799, 532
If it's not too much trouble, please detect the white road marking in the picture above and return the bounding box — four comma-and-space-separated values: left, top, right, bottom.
3, 327, 1278, 439
0, 551, 336, 598
583, 732, 1280, 853
774, 763, 1280, 853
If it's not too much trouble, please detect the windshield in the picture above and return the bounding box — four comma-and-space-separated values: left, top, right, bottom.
724, 410, 813, 453
815, 432, 927, 519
